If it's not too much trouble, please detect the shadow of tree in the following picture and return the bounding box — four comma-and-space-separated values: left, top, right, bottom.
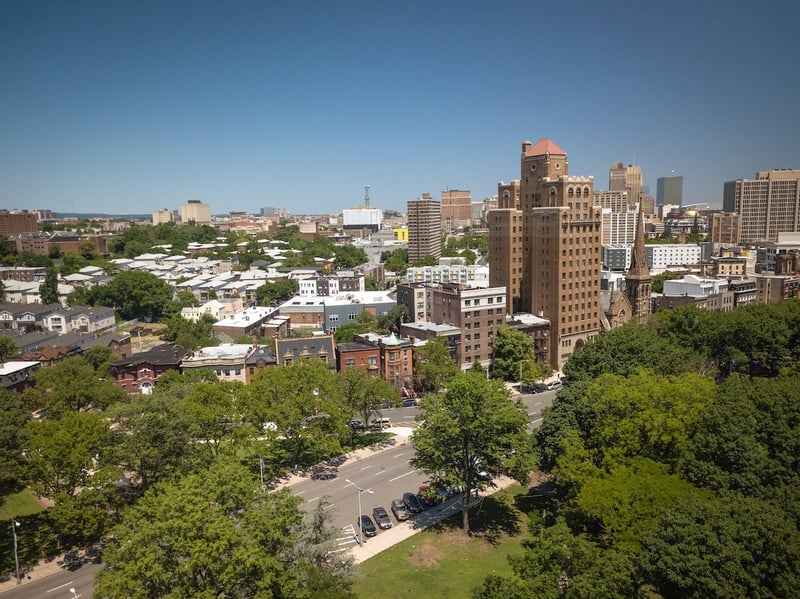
431, 494, 523, 546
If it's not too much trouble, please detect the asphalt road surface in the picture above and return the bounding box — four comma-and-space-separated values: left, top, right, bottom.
0, 561, 101, 599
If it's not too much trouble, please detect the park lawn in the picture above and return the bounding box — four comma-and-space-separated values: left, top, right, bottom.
0, 488, 45, 521
355, 485, 529, 599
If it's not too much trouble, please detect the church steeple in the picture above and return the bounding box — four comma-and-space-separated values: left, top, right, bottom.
625, 204, 652, 322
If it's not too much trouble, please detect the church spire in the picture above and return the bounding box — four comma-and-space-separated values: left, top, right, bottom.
625, 204, 652, 322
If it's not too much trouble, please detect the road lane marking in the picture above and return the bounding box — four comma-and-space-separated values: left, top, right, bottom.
360, 465, 373, 470
392, 453, 405, 458
294, 490, 306, 495
530, 417, 543, 425
389, 470, 417, 482
305, 496, 319, 504
46, 582, 75, 592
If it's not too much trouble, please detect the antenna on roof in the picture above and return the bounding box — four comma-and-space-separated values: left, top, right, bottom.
363, 185, 370, 208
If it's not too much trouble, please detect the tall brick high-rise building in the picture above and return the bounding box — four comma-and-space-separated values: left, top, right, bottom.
0, 210, 38, 235
441, 189, 472, 231
407, 193, 442, 263
518, 139, 602, 368
723, 169, 800, 244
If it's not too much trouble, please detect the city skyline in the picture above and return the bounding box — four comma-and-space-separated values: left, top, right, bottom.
1, 1, 798, 215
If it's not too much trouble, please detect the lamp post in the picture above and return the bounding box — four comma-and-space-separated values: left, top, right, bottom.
11, 519, 20, 585
345, 478, 373, 545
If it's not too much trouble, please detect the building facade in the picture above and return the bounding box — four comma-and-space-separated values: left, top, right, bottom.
723, 169, 800, 244
657, 176, 683, 206
709, 211, 741, 245
407, 194, 442, 263
180, 200, 212, 225
609, 163, 643, 206
519, 139, 602, 368
0, 210, 38, 235
487, 208, 523, 314
441, 189, 472, 231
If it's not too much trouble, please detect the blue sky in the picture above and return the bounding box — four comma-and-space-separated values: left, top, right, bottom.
1, 1, 798, 215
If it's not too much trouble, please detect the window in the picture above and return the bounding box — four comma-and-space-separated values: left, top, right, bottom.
348, 312, 357, 320
345, 358, 356, 366
329, 314, 339, 321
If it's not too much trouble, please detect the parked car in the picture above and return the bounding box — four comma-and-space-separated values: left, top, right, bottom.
369, 417, 391, 430
401, 397, 418, 407
403, 491, 424, 514
545, 380, 563, 391
391, 498, 409, 521
358, 515, 377, 537
372, 506, 392, 529
348, 418, 366, 431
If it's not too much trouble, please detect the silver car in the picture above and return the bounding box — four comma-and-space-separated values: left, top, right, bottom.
391, 498, 409, 521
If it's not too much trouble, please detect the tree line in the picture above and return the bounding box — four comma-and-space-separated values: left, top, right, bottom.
474, 298, 800, 598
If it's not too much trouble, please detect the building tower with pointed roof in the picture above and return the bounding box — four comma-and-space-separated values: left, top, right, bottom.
625, 204, 652, 322
519, 139, 603, 368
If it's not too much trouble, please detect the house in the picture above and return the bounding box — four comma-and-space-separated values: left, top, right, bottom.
274, 335, 336, 367
110, 344, 187, 395
0, 360, 40, 392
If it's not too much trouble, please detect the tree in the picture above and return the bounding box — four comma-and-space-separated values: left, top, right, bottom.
340, 367, 400, 430
414, 337, 459, 392
0, 388, 30, 491
23, 411, 115, 498
491, 325, 544, 382
650, 271, 677, 293
39, 265, 60, 305
641, 495, 800, 598
83, 346, 113, 371
27, 356, 126, 417
0, 336, 18, 366
183, 381, 244, 458
376, 304, 409, 333
91, 271, 173, 320
96, 461, 335, 598
107, 393, 192, 491
256, 278, 299, 306
411, 369, 531, 534
246, 360, 348, 468
162, 312, 218, 350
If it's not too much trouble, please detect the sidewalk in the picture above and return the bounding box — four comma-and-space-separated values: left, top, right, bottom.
0, 554, 74, 594
350, 476, 517, 564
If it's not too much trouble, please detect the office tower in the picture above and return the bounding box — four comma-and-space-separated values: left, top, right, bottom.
601, 204, 639, 245
407, 193, 442, 263
441, 189, 472, 231
709, 212, 741, 245
609, 162, 643, 206
625, 204, 653, 323
640, 194, 655, 216
497, 180, 521, 210
520, 139, 602, 368
723, 169, 800, 244
593, 190, 629, 212
180, 200, 212, 225
656, 176, 683, 206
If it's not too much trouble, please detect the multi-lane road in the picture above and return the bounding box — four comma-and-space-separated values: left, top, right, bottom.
0, 389, 558, 597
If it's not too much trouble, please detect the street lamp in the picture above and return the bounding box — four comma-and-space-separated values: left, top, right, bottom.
344, 478, 373, 545
11, 519, 21, 585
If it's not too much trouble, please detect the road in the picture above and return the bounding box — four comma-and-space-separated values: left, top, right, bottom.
0, 561, 101, 599
294, 389, 557, 534
0, 388, 558, 595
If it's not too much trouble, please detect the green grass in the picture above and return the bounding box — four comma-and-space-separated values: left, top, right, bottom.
355, 486, 529, 599
0, 488, 45, 521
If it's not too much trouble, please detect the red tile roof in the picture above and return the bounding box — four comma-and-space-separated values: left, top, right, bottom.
525, 138, 566, 157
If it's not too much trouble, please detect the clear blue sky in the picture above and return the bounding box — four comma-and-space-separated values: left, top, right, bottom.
2, 1, 798, 215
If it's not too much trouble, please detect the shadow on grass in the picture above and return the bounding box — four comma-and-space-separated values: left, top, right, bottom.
432, 491, 523, 546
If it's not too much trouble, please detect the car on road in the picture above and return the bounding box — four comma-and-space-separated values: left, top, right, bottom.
358, 515, 377, 537
391, 498, 409, 521
403, 491, 424, 513
372, 506, 392, 529
545, 380, 563, 391
401, 397, 418, 407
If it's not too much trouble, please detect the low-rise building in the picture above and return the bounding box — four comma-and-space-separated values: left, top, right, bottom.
110, 344, 187, 395
0, 360, 40, 392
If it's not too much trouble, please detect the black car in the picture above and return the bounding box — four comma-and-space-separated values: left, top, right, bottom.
348, 418, 366, 431
403, 492, 424, 514
391, 498, 409, 521
372, 506, 392, 529
358, 515, 377, 537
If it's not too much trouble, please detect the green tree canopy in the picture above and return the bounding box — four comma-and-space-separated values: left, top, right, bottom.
0, 388, 30, 491
256, 278, 299, 306
340, 366, 400, 429
39, 265, 60, 305
411, 369, 531, 534
91, 270, 173, 320
490, 325, 550, 383
414, 336, 459, 393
